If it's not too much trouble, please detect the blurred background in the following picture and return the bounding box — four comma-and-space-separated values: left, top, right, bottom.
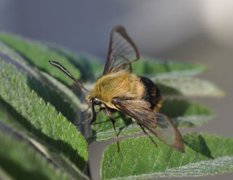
1, 0, 233, 179
1, 0, 233, 57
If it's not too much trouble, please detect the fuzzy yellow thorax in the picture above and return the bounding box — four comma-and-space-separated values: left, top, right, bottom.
86, 71, 144, 109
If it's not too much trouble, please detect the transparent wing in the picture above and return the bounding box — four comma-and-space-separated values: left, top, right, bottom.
112, 98, 184, 152
153, 113, 184, 152
103, 25, 140, 75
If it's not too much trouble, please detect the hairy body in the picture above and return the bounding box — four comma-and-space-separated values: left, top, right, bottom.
87, 71, 143, 109
86, 71, 162, 111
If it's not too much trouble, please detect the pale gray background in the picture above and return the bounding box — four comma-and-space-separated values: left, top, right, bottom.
0, 0, 232, 179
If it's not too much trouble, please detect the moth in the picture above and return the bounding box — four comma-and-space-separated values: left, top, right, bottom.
50, 25, 184, 152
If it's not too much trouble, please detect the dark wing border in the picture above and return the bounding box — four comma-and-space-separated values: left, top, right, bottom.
103, 26, 140, 75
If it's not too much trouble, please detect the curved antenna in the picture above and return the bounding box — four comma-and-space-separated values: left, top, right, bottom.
49, 60, 88, 93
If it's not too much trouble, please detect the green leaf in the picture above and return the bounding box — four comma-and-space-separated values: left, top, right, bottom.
0, 60, 88, 170
156, 77, 225, 97
0, 42, 83, 123
161, 99, 214, 127
90, 99, 213, 141
133, 57, 206, 77
0, 98, 29, 134
0, 41, 28, 65
0, 98, 89, 180
0, 124, 70, 180
101, 133, 233, 179
0, 33, 80, 86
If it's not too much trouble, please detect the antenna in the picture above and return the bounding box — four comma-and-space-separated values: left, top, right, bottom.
49, 60, 88, 93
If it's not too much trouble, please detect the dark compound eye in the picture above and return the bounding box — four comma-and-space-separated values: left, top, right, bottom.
93, 98, 101, 105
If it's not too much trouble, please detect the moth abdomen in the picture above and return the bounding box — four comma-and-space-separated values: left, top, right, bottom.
139, 76, 161, 110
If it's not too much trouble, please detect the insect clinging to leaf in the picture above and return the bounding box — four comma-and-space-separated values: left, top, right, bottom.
49, 25, 184, 152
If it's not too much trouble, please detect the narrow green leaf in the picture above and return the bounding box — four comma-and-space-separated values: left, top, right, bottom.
0, 123, 69, 180
0, 41, 28, 65
101, 133, 233, 179
91, 99, 213, 141
156, 77, 224, 97
0, 40, 84, 124
0, 33, 80, 86
0, 98, 29, 133
161, 99, 214, 127
0, 60, 88, 170
133, 57, 206, 77
0, 98, 89, 180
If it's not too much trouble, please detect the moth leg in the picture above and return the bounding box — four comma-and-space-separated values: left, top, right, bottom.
139, 124, 157, 147
90, 107, 105, 125
106, 109, 120, 152
77, 105, 105, 126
